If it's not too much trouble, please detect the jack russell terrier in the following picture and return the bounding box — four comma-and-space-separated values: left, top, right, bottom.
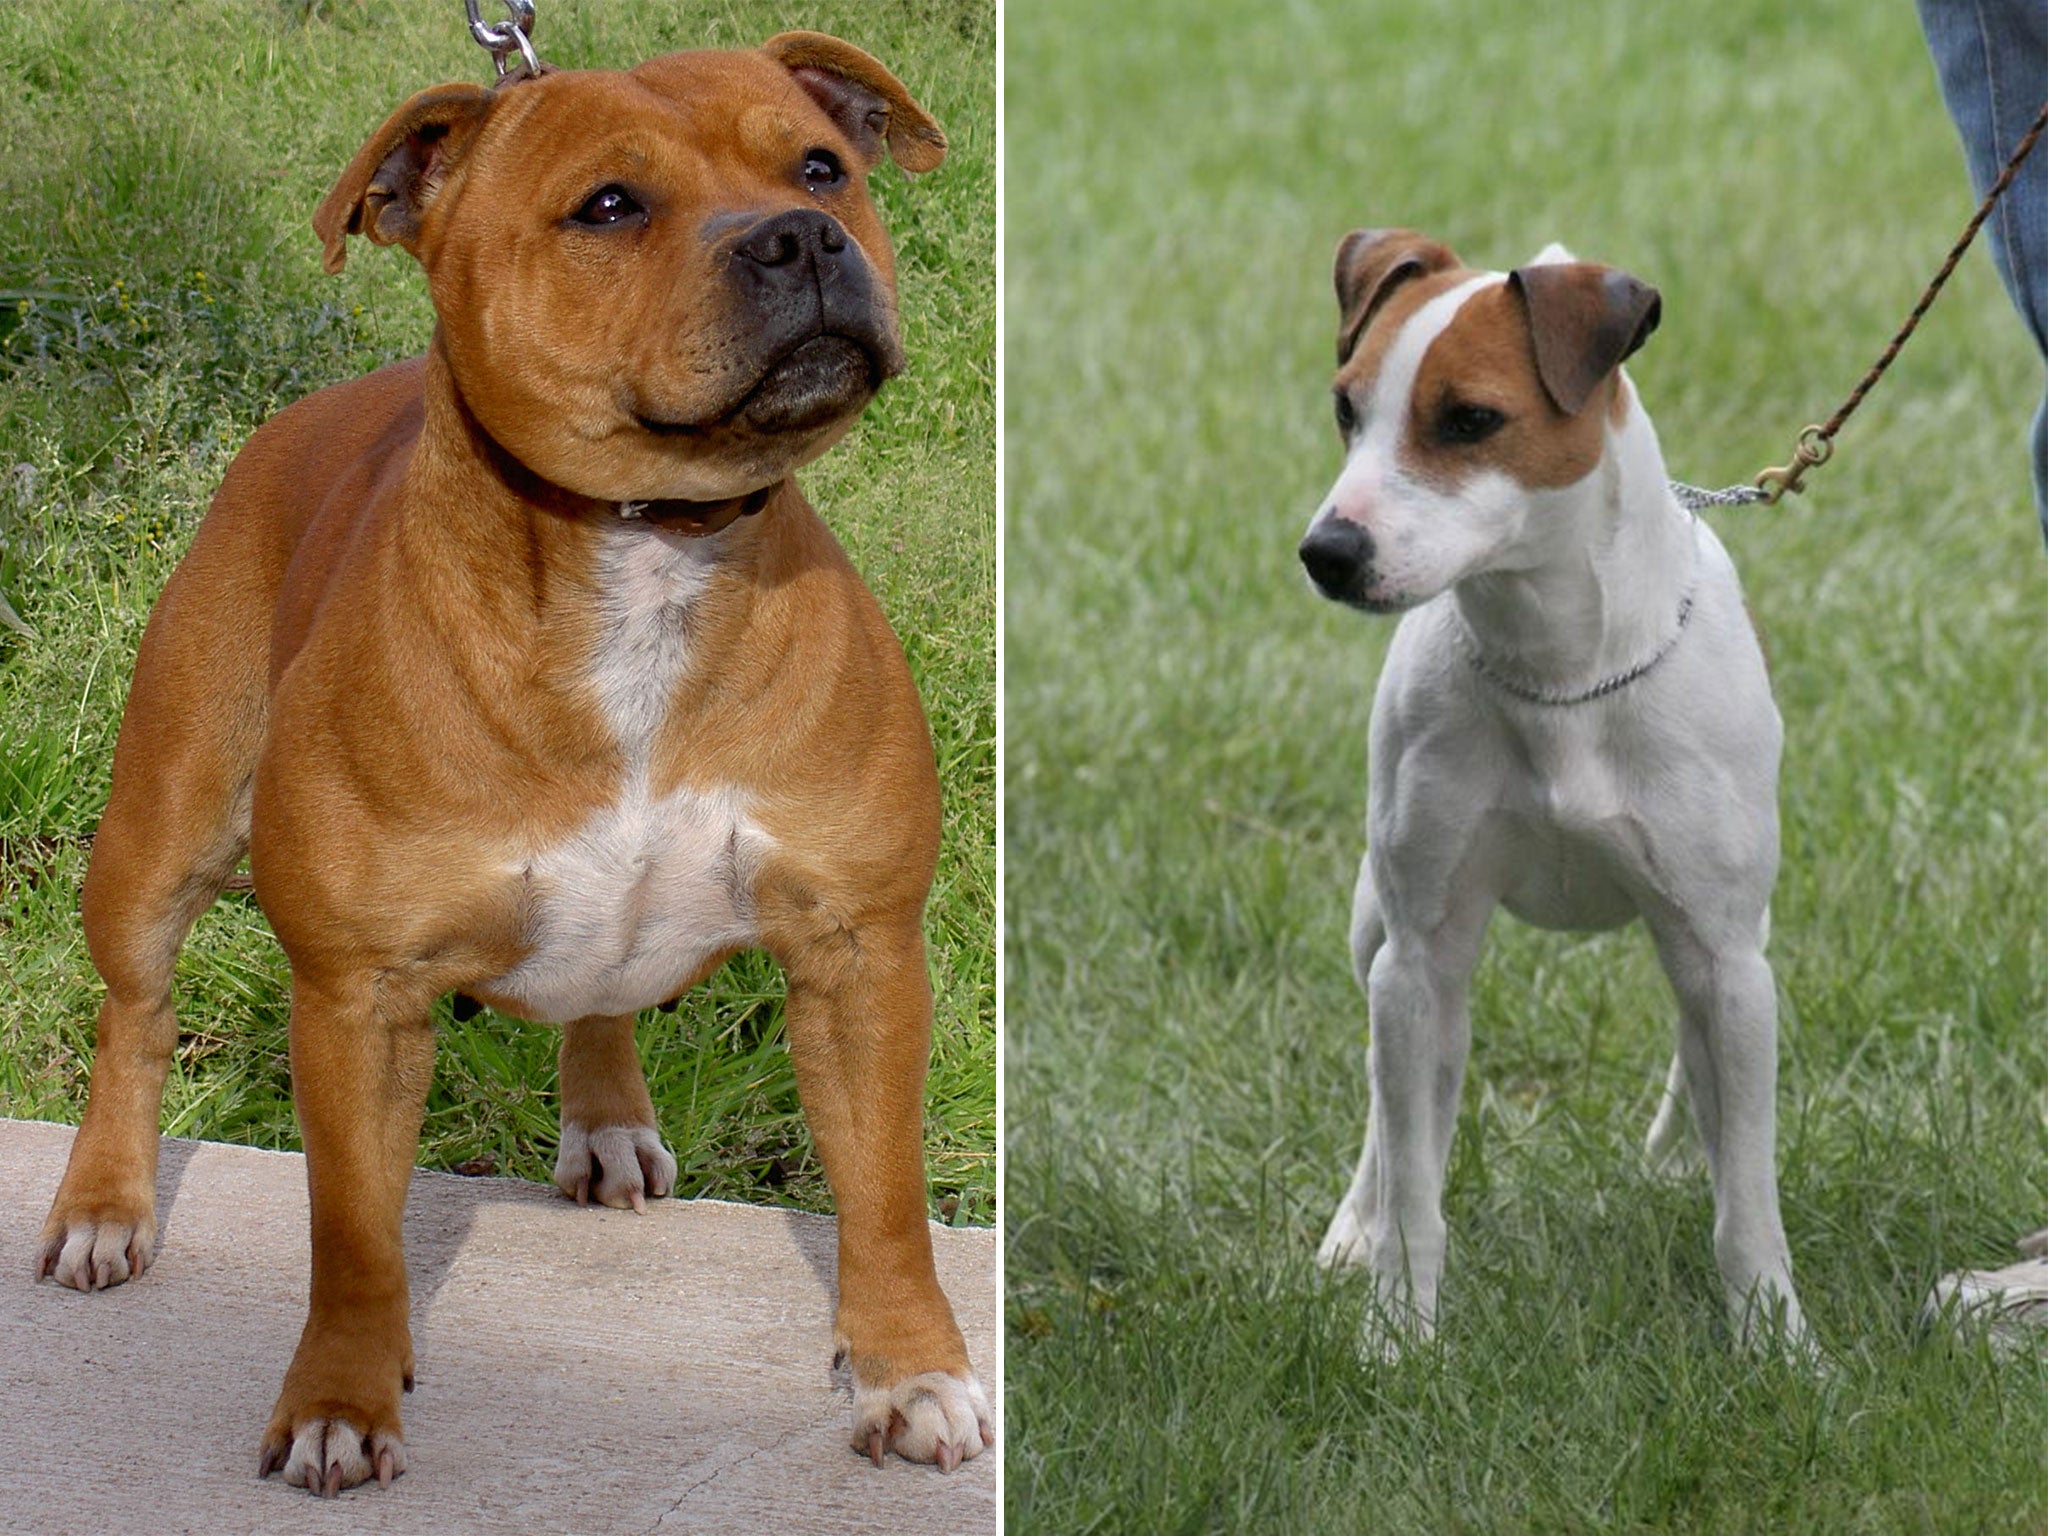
1297, 229, 1807, 1352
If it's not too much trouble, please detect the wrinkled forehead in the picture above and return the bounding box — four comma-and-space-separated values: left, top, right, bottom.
627, 47, 842, 144
472, 53, 850, 176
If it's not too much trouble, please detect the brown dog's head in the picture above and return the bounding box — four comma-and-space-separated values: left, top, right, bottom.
314, 33, 946, 503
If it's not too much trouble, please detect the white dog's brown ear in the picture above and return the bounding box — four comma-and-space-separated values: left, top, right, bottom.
1508, 263, 1662, 415
763, 32, 947, 173
1334, 229, 1459, 364
314, 83, 496, 274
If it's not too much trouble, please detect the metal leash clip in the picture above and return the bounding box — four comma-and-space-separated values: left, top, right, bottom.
464, 0, 540, 79
1754, 424, 1833, 505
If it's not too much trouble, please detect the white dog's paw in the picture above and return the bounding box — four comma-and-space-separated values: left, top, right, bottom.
1729, 1286, 1819, 1366
1356, 1274, 1440, 1364
850, 1369, 994, 1472
1316, 1202, 1373, 1270
553, 1121, 676, 1212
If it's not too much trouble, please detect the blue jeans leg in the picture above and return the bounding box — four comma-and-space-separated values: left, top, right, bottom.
1915, 0, 2048, 546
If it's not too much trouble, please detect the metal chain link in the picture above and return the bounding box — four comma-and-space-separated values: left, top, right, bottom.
1670, 479, 1768, 512
463, 0, 540, 79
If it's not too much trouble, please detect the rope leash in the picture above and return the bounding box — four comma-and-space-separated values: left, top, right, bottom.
1680, 91, 2048, 511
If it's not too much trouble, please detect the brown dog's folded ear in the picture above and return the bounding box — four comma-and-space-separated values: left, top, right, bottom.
1334, 229, 1459, 364
313, 83, 496, 275
762, 31, 946, 174
1507, 262, 1661, 415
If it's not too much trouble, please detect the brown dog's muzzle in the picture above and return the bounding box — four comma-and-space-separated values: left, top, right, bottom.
720, 207, 901, 434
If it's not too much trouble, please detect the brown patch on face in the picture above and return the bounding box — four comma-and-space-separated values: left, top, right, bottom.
1334, 229, 1461, 365
1333, 265, 1478, 429
1399, 282, 1615, 492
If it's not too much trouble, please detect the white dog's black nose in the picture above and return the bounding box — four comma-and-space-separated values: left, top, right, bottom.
1299, 518, 1375, 604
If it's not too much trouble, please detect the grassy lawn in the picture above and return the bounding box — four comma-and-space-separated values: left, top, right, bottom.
1005, 0, 2048, 1529
0, 0, 993, 1224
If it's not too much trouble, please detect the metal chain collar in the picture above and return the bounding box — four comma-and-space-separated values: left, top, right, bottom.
1458, 512, 1705, 708
1459, 587, 1698, 707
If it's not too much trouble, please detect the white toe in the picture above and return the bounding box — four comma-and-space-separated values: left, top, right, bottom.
47, 1215, 152, 1292
554, 1121, 677, 1210
852, 1370, 993, 1469
279, 1418, 405, 1494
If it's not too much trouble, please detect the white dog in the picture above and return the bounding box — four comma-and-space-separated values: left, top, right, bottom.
1298, 230, 1806, 1350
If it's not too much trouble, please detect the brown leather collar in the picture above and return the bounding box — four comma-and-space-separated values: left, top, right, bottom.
617, 486, 772, 536
453, 380, 775, 537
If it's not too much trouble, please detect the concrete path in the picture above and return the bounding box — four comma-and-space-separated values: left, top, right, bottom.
0, 1118, 998, 1535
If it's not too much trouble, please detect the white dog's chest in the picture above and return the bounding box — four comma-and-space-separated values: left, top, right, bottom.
482, 522, 772, 1024
1493, 797, 1643, 932
1483, 737, 1648, 932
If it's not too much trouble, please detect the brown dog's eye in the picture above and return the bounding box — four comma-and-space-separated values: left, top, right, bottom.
801, 149, 845, 189
1334, 391, 1358, 437
1437, 402, 1505, 445
571, 185, 644, 226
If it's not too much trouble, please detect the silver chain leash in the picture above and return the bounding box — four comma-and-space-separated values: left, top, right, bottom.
1670, 479, 1769, 512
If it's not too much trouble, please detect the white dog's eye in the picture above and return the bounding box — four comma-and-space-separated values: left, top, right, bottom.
1333, 391, 1357, 436
1437, 402, 1504, 445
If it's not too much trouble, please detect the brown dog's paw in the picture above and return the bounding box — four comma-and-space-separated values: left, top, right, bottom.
553, 1121, 677, 1212
261, 1320, 412, 1497
850, 1369, 994, 1472
260, 1414, 406, 1497
36, 1203, 157, 1292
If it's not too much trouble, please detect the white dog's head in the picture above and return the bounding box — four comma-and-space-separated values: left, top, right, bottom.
1298, 231, 1661, 611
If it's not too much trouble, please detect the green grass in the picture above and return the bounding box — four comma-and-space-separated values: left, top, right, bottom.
1005, 0, 2048, 1529
0, 0, 992, 1223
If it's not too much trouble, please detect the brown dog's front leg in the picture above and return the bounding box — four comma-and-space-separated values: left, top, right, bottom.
783, 919, 992, 1472
258, 975, 432, 1497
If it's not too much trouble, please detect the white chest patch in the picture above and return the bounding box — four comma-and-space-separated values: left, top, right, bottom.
485, 524, 772, 1024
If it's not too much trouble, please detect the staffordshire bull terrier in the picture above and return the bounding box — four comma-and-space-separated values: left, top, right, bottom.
36, 31, 991, 1493
1298, 229, 1808, 1354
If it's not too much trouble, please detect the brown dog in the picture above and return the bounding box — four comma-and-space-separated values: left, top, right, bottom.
35, 32, 990, 1494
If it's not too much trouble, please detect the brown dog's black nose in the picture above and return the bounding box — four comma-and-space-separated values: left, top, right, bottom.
1299, 517, 1376, 604
736, 208, 849, 271
724, 205, 900, 431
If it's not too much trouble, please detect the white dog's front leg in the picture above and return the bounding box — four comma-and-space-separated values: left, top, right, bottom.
1316, 1043, 1380, 1272
1655, 928, 1806, 1347
1318, 857, 1387, 1272
1356, 933, 1474, 1348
